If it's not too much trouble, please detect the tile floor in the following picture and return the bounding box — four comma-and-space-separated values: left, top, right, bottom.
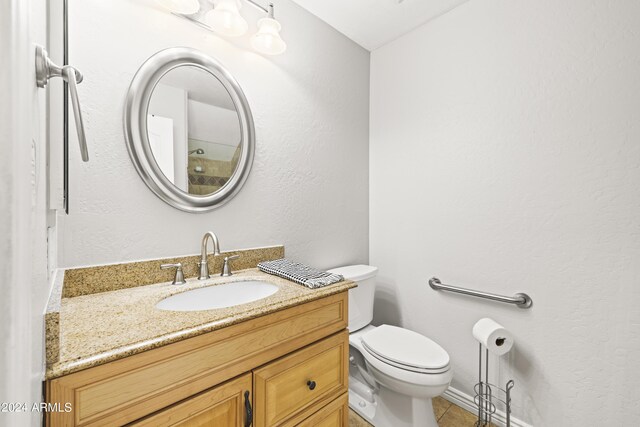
348, 396, 495, 427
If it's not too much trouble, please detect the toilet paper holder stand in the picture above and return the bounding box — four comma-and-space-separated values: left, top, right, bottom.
474, 343, 514, 427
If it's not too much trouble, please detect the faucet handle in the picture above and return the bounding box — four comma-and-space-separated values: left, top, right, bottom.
161, 263, 187, 285
221, 255, 240, 277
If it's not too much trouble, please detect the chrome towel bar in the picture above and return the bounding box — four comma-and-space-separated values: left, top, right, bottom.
35, 45, 89, 162
429, 277, 533, 309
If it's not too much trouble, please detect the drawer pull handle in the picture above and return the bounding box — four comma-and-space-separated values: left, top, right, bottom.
307, 380, 317, 390
244, 390, 252, 427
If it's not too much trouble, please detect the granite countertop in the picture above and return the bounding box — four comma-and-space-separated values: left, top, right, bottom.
46, 268, 354, 380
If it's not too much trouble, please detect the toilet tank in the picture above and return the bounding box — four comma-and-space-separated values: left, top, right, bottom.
327, 265, 378, 332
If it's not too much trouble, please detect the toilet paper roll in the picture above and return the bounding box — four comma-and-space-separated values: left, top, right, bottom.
472, 318, 514, 356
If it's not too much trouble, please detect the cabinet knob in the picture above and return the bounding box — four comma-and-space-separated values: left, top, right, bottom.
307, 380, 316, 390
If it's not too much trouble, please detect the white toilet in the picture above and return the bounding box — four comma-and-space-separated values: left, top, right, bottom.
327, 265, 453, 427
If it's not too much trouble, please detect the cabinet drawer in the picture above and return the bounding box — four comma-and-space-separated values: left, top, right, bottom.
297, 393, 348, 427
253, 331, 348, 426
130, 373, 252, 427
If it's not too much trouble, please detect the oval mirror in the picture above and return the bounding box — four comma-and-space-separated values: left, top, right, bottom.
124, 48, 255, 212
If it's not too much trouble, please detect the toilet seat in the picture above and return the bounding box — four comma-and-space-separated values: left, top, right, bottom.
361, 325, 450, 374
350, 324, 453, 402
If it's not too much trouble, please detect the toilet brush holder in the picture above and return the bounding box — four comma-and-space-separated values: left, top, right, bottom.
473, 343, 514, 427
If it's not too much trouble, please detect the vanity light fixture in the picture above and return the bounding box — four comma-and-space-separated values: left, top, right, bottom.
251, 4, 286, 55
155, 0, 201, 15
205, 0, 248, 37
160, 0, 287, 55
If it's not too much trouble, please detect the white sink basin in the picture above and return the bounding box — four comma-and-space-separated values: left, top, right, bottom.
156, 280, 279, 312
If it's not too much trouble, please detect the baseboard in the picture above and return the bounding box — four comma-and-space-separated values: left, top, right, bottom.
442, 386, 533, 427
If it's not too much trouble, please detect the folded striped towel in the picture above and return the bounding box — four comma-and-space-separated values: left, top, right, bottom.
258, 258, 344, 289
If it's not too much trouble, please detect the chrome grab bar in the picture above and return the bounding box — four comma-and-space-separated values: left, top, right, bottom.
35, 45, 89, 162
429, 277, 533, 309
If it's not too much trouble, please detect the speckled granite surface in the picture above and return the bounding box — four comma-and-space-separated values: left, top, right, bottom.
45, 270, 64, 365
46, 268, 354, 380
62, 245, 285, 298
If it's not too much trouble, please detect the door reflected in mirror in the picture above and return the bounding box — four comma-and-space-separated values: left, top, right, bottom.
147, 65, 241, 196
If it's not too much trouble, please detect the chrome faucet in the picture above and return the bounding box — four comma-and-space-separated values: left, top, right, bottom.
198, 231, 221, 280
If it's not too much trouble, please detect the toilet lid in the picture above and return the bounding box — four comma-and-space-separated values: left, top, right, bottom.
361, 325, 450, 373
327, 265, 378, 282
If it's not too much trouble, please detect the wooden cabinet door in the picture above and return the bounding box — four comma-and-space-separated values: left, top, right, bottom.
131, 373, 252, 427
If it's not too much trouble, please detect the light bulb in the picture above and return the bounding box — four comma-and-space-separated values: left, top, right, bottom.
205, 0, 248, 38
155, 0, 200, 15
251, 17, 287, 55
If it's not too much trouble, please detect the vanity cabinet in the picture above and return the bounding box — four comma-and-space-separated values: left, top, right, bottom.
46, 292, 349, 426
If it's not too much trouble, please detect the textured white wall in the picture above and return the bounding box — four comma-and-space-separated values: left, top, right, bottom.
61, 0, 370, 268
370, 0, 640, 425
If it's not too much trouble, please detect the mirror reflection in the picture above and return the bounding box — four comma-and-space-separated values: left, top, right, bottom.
147, 65, 241, 196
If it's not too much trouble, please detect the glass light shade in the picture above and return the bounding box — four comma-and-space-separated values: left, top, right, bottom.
205, 0, 248, 37
155, 0, 200, 15
251, 18, 287, 55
